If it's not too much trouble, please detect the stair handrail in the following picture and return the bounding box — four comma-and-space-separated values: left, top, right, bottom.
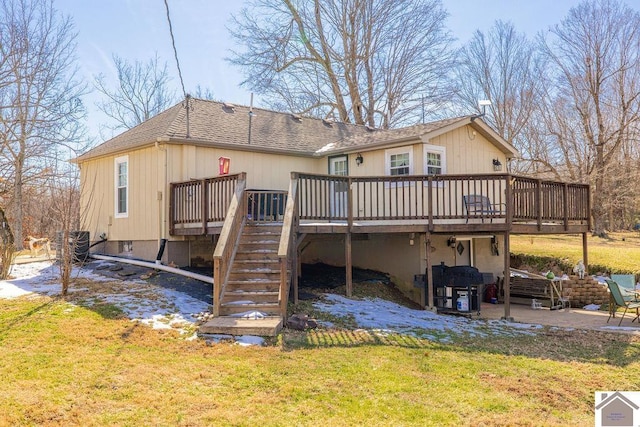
278, 173, 298, 316
213, 172, 247, 317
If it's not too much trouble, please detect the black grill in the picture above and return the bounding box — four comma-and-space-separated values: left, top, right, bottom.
432, 263, 483, 288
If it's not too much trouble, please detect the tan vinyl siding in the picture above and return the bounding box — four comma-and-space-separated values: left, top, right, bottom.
80, 146, 162, 243
167, 145, 323, 191
428, 125, 506, 174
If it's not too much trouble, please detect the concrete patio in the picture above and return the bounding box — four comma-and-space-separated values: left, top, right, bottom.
480, 302, 640, 335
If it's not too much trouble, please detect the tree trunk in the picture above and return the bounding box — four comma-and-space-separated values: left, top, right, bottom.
12, 159, 23, 250
591, 146, 607, 237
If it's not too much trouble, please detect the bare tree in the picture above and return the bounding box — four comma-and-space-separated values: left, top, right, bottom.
194, 85, 216, 101
0, 205, 14, 279
453, 21, 545, 173
0, 0, 87, 249
538, 0, 640, 236
228, 0, 456, 128
49, 168, 81, 296
94, 54, 177, 133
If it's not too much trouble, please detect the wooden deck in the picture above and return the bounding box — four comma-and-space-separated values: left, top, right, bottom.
172, 171, 590, 326
170, 172, 590, 236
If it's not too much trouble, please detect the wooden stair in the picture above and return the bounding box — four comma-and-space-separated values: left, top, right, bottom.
201, 223, 286, 336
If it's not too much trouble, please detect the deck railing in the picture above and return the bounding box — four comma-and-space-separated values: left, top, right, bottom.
277, 175, 298, 315
212, 174, 247, 316
511, 176, 590, 225
245, 190, 288, 223
294, 172, 590, 227
169, 173, 242, 234
169, 172, 590, 234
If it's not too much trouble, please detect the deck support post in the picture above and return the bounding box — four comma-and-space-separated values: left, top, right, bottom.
345, 232, 353, 297
502, 232, 513, 321
582, 232, 588, 271
293, 242, 299, 305
425, 232, 434, 310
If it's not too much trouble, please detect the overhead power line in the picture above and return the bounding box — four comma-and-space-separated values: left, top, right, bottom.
163, 0, 186, 97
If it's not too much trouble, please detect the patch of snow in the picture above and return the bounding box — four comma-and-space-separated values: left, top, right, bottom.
313, 294, 539, 343
236, 335, 266, 346
229, 310, 267, 319
600, 325, 640, 332
200, 334, 265, 346
583, 304, 600, 311
0, 261, 268, 346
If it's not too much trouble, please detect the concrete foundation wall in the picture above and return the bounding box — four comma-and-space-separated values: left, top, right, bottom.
301, 233, 424, 304
301, 232, 505, 305
189, 236, 216, 267
91, 239, 190, 267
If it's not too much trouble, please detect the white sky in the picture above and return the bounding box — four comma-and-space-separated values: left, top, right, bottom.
54, 0, 588, 142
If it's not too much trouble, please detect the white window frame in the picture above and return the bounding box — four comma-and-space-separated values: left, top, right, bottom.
114, 155, 129, 218
423, 144, 446, 187
385, 147, 413, 176
385, 147, 413, 188
423, 144, 446, 175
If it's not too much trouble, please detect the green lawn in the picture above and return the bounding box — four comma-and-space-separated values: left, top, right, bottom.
1, 295, 639, 426
511, 232, 640, 276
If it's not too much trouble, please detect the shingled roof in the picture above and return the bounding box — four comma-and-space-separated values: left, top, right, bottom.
315, 116, 471, 154
74, 98, 373, 162
74, 98, 517, 162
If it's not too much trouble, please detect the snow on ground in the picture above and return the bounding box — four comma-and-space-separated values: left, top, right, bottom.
314, 294, 540, 343
1, 260, 267, 346
1, 260, 208, 334
2, 260, 548, 346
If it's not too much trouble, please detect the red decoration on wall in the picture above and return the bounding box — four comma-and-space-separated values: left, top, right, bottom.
219, 157, 230, 175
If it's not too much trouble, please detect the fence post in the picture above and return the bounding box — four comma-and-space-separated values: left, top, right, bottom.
201, 179, 207, 234
169, 183, 175, 236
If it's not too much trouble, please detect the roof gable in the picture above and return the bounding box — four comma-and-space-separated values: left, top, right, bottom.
316, 116, 519, 157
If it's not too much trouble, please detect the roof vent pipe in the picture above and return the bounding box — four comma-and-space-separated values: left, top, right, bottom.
248, 92, 253, 145
183, 94, 192, 138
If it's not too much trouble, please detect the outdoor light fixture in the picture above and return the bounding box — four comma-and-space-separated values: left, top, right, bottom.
447, 236, 457, 248
355, 153, 364, 166
492, 158, 502, 171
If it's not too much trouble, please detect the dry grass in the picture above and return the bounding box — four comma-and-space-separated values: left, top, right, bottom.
1, 292, 639, 426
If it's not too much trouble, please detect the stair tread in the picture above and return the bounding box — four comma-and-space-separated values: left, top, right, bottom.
227, 279, 281, 284
226, 290, 279, 295
220, 302, 280, 307
234, 259, 279, 263
243, 232, 282, 235
199, 316, 283, 336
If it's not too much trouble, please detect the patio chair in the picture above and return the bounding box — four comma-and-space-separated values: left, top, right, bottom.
463, 195, 505, 223
605, 279, 640, 326
611, 274, 639, 302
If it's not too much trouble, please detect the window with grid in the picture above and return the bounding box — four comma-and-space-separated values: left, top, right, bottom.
423, 144, 446, 175
389, 152, 410, 176
426, 152, 442, 175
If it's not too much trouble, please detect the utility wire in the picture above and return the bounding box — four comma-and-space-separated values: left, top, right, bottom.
163, 0, 186, 97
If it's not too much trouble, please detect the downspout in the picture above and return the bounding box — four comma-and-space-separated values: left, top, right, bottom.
155, 141, 168, 261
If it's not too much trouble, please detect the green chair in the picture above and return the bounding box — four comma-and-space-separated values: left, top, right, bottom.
605, 279, 640, 326
611, 274, 639, 302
